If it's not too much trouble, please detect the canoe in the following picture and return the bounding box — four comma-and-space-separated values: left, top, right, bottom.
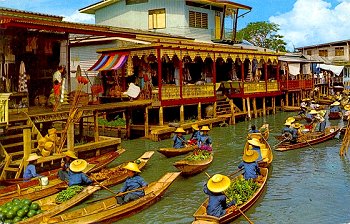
192, 168, 268, 224
318, 98, 333, 105
245, 133, 273, 168
328, 112, 342, 120
282, 106, 300, 112
91, 151, 154, 186
158, 145, 197, 158
293, 115, 312, 123
173, 154, 213, 176
259, 124, 269, 140
0, 149, 125, 204
18, 186, 101, 224
1, 149, 125, 186
47, 172, 181, 224
275, 126, 341, 151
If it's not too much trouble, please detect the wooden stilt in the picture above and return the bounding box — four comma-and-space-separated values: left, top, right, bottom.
93, 111, 99, 142
297, 91, 300, 106
253, 98, 257, 118
229, 99, 235, 124
242, 98, 246, 113
198, 102, 202, 121
144, 107, 149, 138
79, 118, 84, 140
180, 105, 185, 123
247, 97, 251, 120
213, 102, 217, 118
125, 109, 131, 139
273, 97, 276, 114
23, 128, 32, 161
263, 97, 266, 116
67, 122, 74, 151
159, 106, 164, 126
292, 93, 295, 106
286, 93, 289, 107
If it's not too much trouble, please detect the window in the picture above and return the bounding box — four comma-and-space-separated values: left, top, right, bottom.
306, 50, 312, 55
335, 47, 344, 56
126, 0, 148, 5
319, 49, 328, 57
148, 8, 166, 29
189, 11, 208, 29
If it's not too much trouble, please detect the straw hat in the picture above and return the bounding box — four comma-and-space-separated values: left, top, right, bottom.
44, 142, 54, 151
207, 174, 231, 193
286, 117, 295, 123
309, 110, 318, 115
48, 128, 57, 135
302, 98, 307, 101
331, 101, 340, 106
38, 137, 47, 147
242, 150, 259, 163
293, 123, 302, 129
123, 162, 141, 173
191, 124, 199, 131
311, 100, 316, 103
174, 127, 186, 133
344, 105, 350, 111
64, 150, 78, 159
305, 98, 311, 101
284, 121, 292, 126
248, 138, 262, 147
201, 126, 210, 131
318, 110, 327, 117
26, 153, 41, 162
70, 159, 88, 172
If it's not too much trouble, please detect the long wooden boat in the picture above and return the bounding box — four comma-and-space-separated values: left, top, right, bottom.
173, 154, 213, 176
259, 124, 269, 140
282, 106, 300, 112
245, 133, 273, 168
328, 112, 341, 120
158, 145, 197, 158
192, 168, 268, 224
18, 186, 101, 224
318, 98, 333, 105
47, 172, 181, 224
0, 149, 125, 186
275, 126, 341, 151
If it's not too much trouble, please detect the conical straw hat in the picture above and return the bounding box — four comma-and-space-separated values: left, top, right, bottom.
286, 117, 295, 123
248, 138, 262, 147
242, 150, 259, 163
70, 159, 88, 172
63, 150, 78, 159
174, 127, 186, 133
191, 124, 199, 131
207, 174, 231, 193
201, 126, 210, 131
344, 105, 350, 111
123, 162, 141, 173
26, 153, 41, 162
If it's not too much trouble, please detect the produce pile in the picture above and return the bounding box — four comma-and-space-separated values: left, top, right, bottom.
225, 178, 260, 206
98, 116, 126, 127
0, 198, 42, 223
185, 150, 211, 161
90, 159, 141, 181
55, 186, 84, 204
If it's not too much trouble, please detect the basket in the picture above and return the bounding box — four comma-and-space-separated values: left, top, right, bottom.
44, 142, 54, 151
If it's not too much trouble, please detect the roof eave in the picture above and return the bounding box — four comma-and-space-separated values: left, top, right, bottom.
79, 0, 120, 14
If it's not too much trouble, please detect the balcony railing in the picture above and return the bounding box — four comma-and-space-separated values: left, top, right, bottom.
267, 81, 279, 92
0, 93, 11, 125
183, 84, 215, 99
244, 82, 266, 94
161, 85, 180, 100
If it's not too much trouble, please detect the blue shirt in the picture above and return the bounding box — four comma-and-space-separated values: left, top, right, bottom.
282, 127, 293, 134
203, 183, 235, 218
23, 164, 39, 180
330, 106, 341, 112
173, 135, 186, 149
198, 134, 212, 147
249, 129, 260, 133
68, 171, 93, 186
120, 175, 148, 198
238, 161, 261, 180
292, 128, 298, 139
190, 130, 201, 140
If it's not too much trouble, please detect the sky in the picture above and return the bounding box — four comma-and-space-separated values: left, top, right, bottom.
1, 0, 350, 51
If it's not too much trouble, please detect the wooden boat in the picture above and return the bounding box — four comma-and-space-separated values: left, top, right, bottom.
245, 133, 273, 168
1, 149, 125, 186
318, 98, 333, 105
192, 168, 268, 224
259, 124, 269, 140
328, 112, 342, 120
275, 126, 341, 151
46, 172, 181, 224
173, 154, 213, 176
158, 145, 197, 158
18, 186, 101, 224
282, 106, 300, 112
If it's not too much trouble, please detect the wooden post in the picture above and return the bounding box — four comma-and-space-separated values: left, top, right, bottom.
252, 98, 257, 118
23, 127, 32, 161
180, 105, 185, 123
247, 97, 251, 120
93, 111, 99, 142
229, 99, 235, 124
198, 102, 202, 121
67, 123, 74, 151
286, 92, 289, 107
273, 97, 276, 114
292, 93, 295, 106
157, 48, 162, 101
242, 98, 246, 113
79, 118, 84, 140
297, 91, 301, 106
213, 102, 217, 118
144, 107, 149, 138
263, 97, 266, 116
125, 109, 131, 139
159, 106, 164, 126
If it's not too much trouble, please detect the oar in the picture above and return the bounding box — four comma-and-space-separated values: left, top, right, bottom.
86, 186, 147, 204
228, 168, 244, 178
204, 172, 254, 224
299, 135, 315, 150
91, 176, 117, 195
273, 138, 288, 148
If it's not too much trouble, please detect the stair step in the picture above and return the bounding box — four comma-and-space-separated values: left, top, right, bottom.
4, 167, 19, 172
4, 142, 24, 149
7, 125, 31, 131
0, 133, 23, 141
8, 151, 24, 157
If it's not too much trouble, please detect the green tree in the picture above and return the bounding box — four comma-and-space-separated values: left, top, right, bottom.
236, 21, 287, 52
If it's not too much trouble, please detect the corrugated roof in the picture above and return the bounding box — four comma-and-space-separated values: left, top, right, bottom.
296, 39, 350, 49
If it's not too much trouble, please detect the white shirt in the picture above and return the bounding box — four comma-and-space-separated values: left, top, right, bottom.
53, 70, 62, 83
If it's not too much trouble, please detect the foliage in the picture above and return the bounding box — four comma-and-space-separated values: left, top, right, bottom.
98, 115, 126, 127
225, 178, 259, 205
236, 21, 287, 52
55, 186, 84, 203
185, 150, 211, 161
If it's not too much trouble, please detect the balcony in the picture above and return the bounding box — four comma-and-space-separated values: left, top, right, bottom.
281, 79, 313, 91
183, 84, 215, 99
267, 81, 279, 92
161, 85, 180, 100
244, 82, 267, 94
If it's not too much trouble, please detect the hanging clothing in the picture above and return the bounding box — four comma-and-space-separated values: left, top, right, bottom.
18, 61, 28, 92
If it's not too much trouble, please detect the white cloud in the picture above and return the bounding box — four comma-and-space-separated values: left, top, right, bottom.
62, 11, 95, 24
269, 0, 350, 51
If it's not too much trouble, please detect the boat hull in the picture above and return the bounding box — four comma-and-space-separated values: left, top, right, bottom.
157, 145, 197, 158
173, 155, 213, 176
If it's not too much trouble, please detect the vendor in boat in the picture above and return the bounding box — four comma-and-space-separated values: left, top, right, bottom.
330, 101, 341, 113
344, 105, 350, 120
247, 138, 263, 161
203, 174, 235, 218
249, 125, 259, 133
23, 153, 42, 181
315, 110, 326, 132
292, 123, 303, 139
58, 150, 78, 181
173, 127, 187, 149
298, 99, 308, 115
116, 162, 148, 205
238, 150, 261, 181
197, 126, 212, 152
188, 124, 201, 145
310, 100, 318, 110
68, 159, 93, 186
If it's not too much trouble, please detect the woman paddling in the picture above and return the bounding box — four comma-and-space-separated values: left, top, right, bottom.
173, 127, 187, 149
58, 150, 78, 181
197, 126, 212, 152
68, 159, 93, 186
23, 153, 42, 181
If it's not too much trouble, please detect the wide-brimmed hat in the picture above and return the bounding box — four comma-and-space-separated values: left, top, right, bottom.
64, 150, 78, 159
302, 98, 307, 101
331, 101, 340, 106
48, 128, 57, 135
174, 127, 186, 133
311, 100, 316, 103
305, 98, 311, 101
201, 126, 210, 131
309, 110, 318, 115
123, 162, 141, 173
286, 117, 295, 123
248, 138, 262, 147
318, 110, 327, 117
243, 150, 259, 163
207, 174, 231, 193
191, 124, 199, 131
344, 105, 350, 111
26, 153, 41, 162
284, 121, 292, 126
293, 123, 302, 129
38, 137, 47, 147
70, 159, 88, 172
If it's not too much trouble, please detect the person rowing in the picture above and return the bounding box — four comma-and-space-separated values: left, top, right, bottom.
58, 150, 78, 181
248, 125, 259, 133
197, 126, 212, 152
173, 127, 187, 149
330, 101, 341, 113
23, 153, 42, 181
188, 124, 200, 145
68, 159, 93, 186
238, 150, 261, 181
247, 138, 263, 161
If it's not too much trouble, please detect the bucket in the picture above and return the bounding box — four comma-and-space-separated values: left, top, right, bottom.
40, 176, 49, 186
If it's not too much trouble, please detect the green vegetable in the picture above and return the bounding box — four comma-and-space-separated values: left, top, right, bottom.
225, 178, 259, 206
185, 150, 211, 161
29, 203, 40, 211
55, 186, 84, 203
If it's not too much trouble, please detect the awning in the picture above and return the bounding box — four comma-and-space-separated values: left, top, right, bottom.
88, 53, 128, 71
288, 63, 300, 76
317, 64, 344, 76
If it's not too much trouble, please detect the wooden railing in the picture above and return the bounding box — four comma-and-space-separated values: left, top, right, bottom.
244, 82, 266, 94
183, 84, 215, 98
267, 81, 279, 92
0, 93, 11, 126
161, 85, 181, 100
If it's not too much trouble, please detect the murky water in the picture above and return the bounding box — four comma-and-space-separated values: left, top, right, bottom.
84, 112, 350, 224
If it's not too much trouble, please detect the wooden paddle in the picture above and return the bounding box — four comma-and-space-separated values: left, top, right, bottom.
204, 172, 254, 224
86, 186, 148, 204
91, 176, 117, 195
228, 168, 244, 178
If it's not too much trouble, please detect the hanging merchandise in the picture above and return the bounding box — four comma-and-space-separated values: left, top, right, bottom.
18, 61, 28, 92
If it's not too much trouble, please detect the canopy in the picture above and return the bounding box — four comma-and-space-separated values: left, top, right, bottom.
88, 53, 128, 71
288, 63, 300, 76
318, 64, 344, 76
